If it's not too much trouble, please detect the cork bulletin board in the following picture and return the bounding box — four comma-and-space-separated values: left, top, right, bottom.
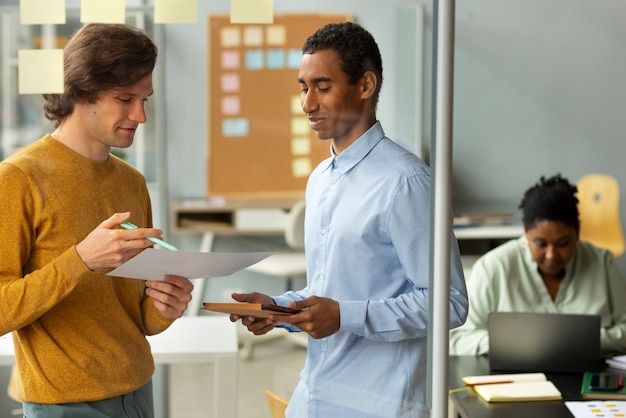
207, 13, 352, 198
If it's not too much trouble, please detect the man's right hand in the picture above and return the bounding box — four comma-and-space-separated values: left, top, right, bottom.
230, 291, 277, 336
75, 212, 163, 271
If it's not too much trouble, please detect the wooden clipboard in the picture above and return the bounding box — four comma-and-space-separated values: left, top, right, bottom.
202, 302, 300, 318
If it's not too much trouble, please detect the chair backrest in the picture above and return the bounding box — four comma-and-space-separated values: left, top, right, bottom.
284, 199, 305, 250
264, 389, 288, 418
577, 174, 625, 257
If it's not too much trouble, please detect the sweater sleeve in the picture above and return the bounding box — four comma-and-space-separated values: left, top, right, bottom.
0, 163, 86, 335
600, 251, 626, 356
449, 256, 493, 355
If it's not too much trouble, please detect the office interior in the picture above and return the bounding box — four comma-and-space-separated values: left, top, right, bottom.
0, 0, 625, 417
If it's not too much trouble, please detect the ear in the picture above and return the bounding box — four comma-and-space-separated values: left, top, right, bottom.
360, 71, 377, 100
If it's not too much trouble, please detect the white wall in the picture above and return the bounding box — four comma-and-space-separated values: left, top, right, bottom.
416, 0, 626, 271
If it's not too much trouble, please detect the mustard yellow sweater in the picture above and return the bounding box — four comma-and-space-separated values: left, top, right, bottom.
0, 135, 173, 403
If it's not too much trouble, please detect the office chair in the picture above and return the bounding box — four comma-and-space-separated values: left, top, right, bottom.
246, 199, 306, 291
264, 389, 289, 418
577, 174, 625, 258
238, 200, 308, 359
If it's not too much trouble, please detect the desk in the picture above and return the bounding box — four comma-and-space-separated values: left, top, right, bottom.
448, 355, 621, 418
171, 196, 302, 237
0, 316, 238, 418
453, 224, 523, 240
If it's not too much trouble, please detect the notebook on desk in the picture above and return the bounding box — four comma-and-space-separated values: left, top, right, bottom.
488, 312, 602, 373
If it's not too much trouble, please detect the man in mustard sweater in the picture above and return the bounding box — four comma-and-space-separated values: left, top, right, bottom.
0, 24, 194, 417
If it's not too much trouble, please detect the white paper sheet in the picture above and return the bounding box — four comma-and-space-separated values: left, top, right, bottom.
106, 248, 272, 281
565, 400, 626, 418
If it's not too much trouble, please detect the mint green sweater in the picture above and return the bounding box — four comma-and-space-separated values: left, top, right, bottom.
450, 236, 626, 357
0, 135, 173, 403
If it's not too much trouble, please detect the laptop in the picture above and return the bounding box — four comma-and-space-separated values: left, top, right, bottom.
488, 311, 602, 373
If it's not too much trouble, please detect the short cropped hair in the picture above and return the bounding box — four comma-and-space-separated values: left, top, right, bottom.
302, 21, 383, 107
518, 173, 580, 232
43, 23, 158, 127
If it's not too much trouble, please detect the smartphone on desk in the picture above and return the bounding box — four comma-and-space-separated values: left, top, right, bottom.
589, 373, 623, 391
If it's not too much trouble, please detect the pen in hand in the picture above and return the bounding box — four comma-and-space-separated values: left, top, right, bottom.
120, 221, 179, 251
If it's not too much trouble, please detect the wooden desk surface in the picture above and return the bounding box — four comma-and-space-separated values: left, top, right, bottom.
449, 355, 587, 418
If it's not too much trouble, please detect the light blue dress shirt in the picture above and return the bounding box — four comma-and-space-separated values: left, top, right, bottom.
273, 122, 469, 418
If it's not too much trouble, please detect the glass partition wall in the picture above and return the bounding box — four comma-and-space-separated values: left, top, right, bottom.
0, 7, 159, 184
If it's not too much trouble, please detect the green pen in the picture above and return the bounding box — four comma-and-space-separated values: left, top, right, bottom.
120, 221, 179, 251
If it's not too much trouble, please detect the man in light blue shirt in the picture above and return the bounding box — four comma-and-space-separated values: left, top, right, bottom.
231, 22, 468, 417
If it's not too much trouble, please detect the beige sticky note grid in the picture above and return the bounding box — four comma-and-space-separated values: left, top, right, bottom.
20, 0, 66, 25
154, 0, 197, 24
18, 49, 64, 94
81, 0, 125, 23
230, 0, 274, 24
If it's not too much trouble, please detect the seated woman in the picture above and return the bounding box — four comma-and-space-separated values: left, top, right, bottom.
450, 174, 626, 357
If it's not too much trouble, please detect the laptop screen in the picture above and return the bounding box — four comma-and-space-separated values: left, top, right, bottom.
488, 311, 602, 373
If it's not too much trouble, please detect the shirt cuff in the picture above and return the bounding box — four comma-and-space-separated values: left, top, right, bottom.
339, 300, 367, 333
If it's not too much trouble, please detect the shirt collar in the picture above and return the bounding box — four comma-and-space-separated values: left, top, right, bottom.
321, 121, 385, 173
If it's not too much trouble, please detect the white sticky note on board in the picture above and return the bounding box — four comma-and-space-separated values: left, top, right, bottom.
230, 0, 274, 24
81, 0, 125, 23
154, 0, 197, 23
20, 0, 66, 24
18, 49, 64, 94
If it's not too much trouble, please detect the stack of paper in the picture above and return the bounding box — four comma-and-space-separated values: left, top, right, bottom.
463, 373, 563, 403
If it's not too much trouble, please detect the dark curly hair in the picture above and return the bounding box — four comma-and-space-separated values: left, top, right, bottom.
43, 23, 157, 128
518, 173, 580, 232
302, 21, 383, 107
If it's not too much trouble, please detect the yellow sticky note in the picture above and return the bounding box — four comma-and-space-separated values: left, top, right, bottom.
18, 49, 64, 94
291, 137, 311, 156
155, 0, 197, 24
266, 25, 286, 46
291, 95, 302, 114
220, 27, 241, 48
243, 26, 263, 47
81, 0, 125, 23
291, 117, 310, 136
20, 0, 66, 25
230, 0, 274, 24
292, 157, 311, 178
